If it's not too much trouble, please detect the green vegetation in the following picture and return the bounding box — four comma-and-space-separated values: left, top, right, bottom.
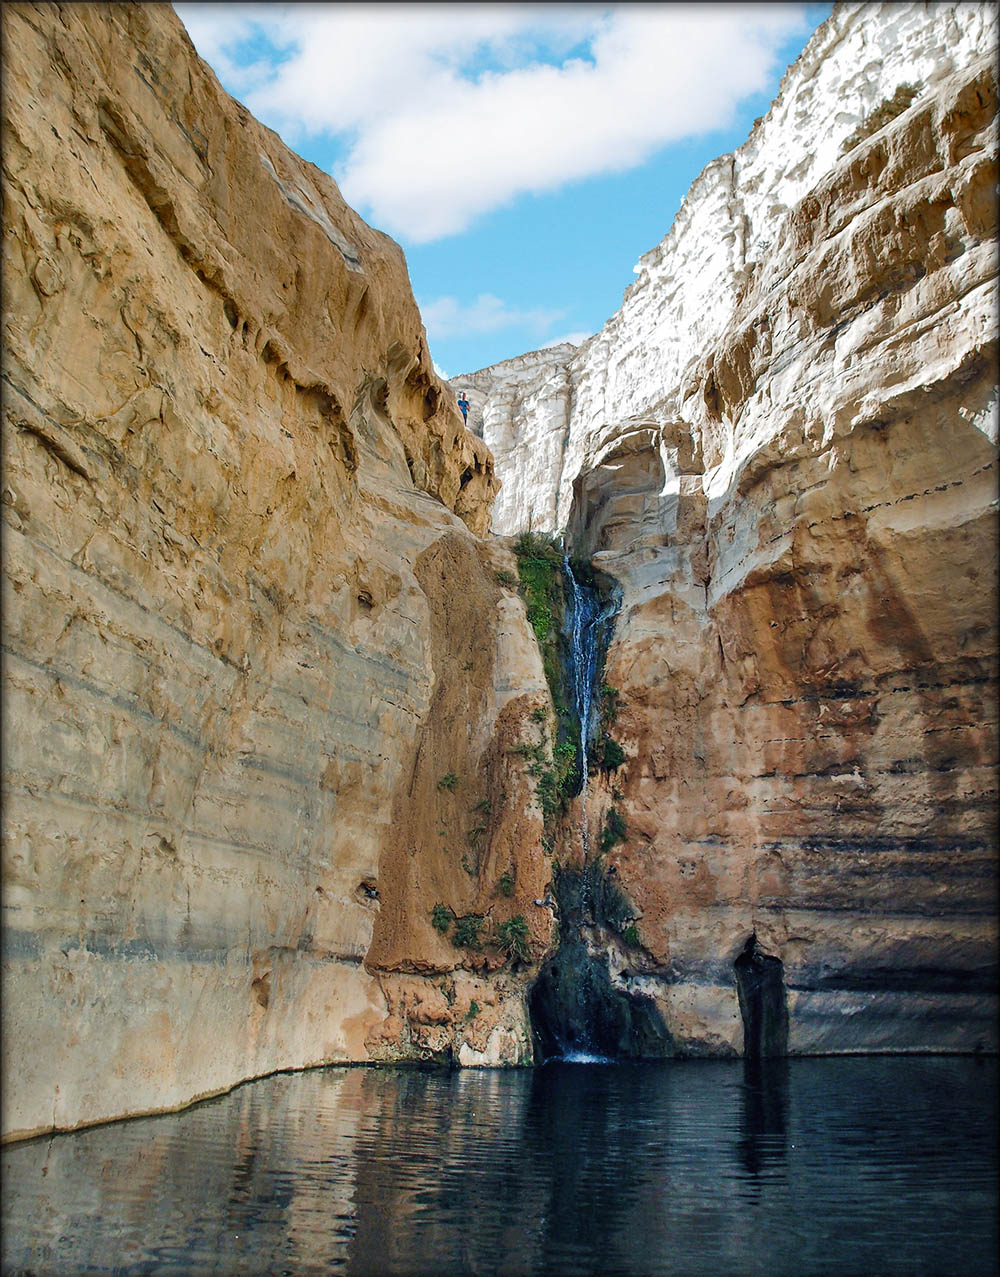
462, 660, 474, 671
511, 531, 574, 754
466, 999, 481, 1020
431, 903, 453, 934
512, 530, 563, 647
472, 798, 492, 816
460, 853, 475, 876
597, 735, 626, 771
497, 870, 515, 898
841, 82, 919, 153
493, 914, 531, 963
623, 923, 640, 948
511, 531, 623, 821
452, 913, 484, 949
437, 772, 459, 791
599, 806, 627, 852
494, 568, 517, 588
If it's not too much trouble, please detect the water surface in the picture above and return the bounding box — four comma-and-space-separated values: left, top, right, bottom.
3, 1056, 996, 1275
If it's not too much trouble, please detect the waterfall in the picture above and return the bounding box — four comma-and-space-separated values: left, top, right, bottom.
563, 553, 617, 806
529, 554, 668, 1063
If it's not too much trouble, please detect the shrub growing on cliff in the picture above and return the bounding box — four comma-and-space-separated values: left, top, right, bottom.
599, 806, 627, 852
494, 914, 531, 963
452, 913, 484, 949
497, 870, 515, 897
623, 923, 640, 948
431, 904, 454, 934
598, 735, 626, 771
437, 772, 459, 791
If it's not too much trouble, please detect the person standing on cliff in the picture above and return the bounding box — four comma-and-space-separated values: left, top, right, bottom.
457, 392, 469, 424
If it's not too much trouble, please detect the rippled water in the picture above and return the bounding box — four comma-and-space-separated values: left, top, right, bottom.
3, 1056, 996, 1275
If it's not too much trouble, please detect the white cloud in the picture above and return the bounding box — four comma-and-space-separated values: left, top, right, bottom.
175, 3, 809, 242
419, 292, 566, 341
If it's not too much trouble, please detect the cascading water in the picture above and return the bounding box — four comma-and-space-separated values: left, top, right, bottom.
563, 554, 613, 844
528, 551, 671, 1063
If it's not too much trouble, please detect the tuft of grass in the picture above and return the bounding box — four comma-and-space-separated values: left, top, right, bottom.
493, 914, 531, 963
472, 798, 492, 815
465, 999, 481, 1020
494, 568, 517, 588
437, 772, 458, 791
497, 870, 515, 898
452, 913, 484, 949
623, 923, 640, 948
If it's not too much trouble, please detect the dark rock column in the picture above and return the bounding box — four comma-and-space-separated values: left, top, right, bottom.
734, 934, 789, 1058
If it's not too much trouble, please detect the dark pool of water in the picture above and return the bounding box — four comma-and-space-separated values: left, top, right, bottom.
3, 1056, 996, 1275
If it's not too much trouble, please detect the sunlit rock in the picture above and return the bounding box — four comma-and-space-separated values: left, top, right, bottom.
461, 1, 998, 1058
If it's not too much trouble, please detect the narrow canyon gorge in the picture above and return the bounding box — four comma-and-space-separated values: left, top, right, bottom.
2, 0, 997, 1142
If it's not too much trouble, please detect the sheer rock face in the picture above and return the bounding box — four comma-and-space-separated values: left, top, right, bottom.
460, 2, 998, 1055
1, 3, 554, 1142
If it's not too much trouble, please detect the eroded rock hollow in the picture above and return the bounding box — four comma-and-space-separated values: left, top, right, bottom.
2, 1, 997, 1141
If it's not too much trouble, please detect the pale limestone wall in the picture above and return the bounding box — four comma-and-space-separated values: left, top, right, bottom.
1, 3, 548, 1141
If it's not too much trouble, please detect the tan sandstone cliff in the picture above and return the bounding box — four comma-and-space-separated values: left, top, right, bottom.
3, 0, 997, 1144
2, 2, 554, 1143
459, 1, 998, 1056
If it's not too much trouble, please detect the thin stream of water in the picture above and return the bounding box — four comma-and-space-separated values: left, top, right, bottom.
562, 552, 616, 853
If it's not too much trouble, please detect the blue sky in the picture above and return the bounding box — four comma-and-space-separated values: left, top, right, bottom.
175, 3, 832, 380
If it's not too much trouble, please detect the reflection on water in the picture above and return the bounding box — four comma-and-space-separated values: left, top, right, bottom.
3, 1057, 996, 1275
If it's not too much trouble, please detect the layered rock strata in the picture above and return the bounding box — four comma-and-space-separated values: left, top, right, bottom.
459, 0, 999, 1055
1, 3, 552, 1142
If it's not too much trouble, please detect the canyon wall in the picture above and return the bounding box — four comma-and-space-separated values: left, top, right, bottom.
2, 0, 997, 1144
2, 3, 555, 1142
459, 1, 999, 1055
